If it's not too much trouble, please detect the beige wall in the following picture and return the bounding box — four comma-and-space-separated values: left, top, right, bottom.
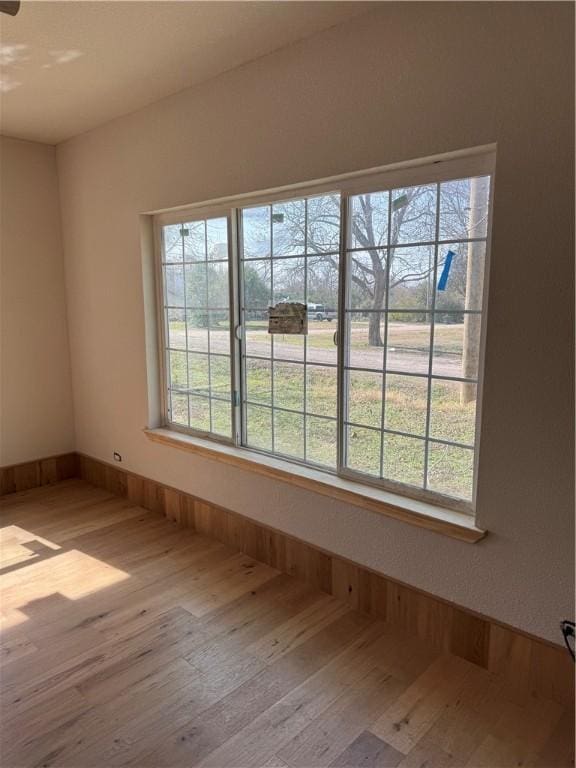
57, 3, 574, 643
0, 137, 75, 465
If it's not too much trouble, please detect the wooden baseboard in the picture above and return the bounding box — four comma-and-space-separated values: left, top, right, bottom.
0, 453, 78, 496
14, 450, 572, 706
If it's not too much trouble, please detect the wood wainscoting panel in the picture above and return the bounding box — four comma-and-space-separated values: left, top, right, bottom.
0, 453, 78, 496
70, 452, 573, 706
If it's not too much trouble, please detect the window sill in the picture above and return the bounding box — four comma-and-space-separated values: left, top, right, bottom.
144, 428, 486, 543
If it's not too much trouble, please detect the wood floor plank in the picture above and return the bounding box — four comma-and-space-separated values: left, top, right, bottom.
464, 733, 538, 768
181, 558, 280, 617
410, 664, 503, 764
247, 594, 349, 663
489, 693, 565, 760
330, 731, 403, 768
277, 629, 436, 768
259, 758, 290, 768
0, 664, 109, 768
1, 693, 107, 768
397, 741, 456, 768
368, 654, 476, 755
131, 611, 373, 767
1, 607, 202, 721
278, 667, 405, 768
54, 661, 219, 768
194, 621, 391, 768
528, 708, 576, 768
0, 630, 37, 666
28, 659, 205, 768
0, 481, 573, 768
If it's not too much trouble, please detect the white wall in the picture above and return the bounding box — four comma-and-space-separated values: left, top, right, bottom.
56, 3, 574, 643
0, 137, 75, 465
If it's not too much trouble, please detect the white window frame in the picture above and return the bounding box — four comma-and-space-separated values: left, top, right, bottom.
153, 146, 495, 515
155, 209, 242, 446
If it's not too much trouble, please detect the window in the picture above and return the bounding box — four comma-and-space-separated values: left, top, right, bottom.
341, 177, 490, 502
160, 215, 234, 439
239, 195, 341, 467
156, 150, 493, 511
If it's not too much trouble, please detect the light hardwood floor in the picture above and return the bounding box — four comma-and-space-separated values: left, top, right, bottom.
0, 480, 573, 768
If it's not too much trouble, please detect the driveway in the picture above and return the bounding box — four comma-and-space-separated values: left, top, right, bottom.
175, 322, 465, 378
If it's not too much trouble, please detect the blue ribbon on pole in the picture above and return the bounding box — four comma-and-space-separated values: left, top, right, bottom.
437, 250, 455, 291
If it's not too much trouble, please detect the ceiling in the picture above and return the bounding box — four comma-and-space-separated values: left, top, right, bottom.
0, 1, 370, 145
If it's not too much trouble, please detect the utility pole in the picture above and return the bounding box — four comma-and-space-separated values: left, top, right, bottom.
461, 177, 489, 404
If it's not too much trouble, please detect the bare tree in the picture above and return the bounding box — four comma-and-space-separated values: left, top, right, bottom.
241, 181, 488, 364
278, 188, 436, 346
355, 187, 436, 345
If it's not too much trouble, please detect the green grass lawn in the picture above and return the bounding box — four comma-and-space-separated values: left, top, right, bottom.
167, 320, 475, 500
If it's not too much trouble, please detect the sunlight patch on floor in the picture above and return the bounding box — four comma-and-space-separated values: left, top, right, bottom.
1, 537, 131, 614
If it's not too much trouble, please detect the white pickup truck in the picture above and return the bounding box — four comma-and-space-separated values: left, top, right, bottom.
307, 303, 337, 322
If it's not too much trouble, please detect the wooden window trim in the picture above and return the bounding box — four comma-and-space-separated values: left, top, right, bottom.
144, 427, 486, 543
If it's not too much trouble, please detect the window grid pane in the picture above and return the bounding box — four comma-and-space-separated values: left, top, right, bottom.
240, 195, 341, 468
343, 176, 490, 501
161, 218, 233, 439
